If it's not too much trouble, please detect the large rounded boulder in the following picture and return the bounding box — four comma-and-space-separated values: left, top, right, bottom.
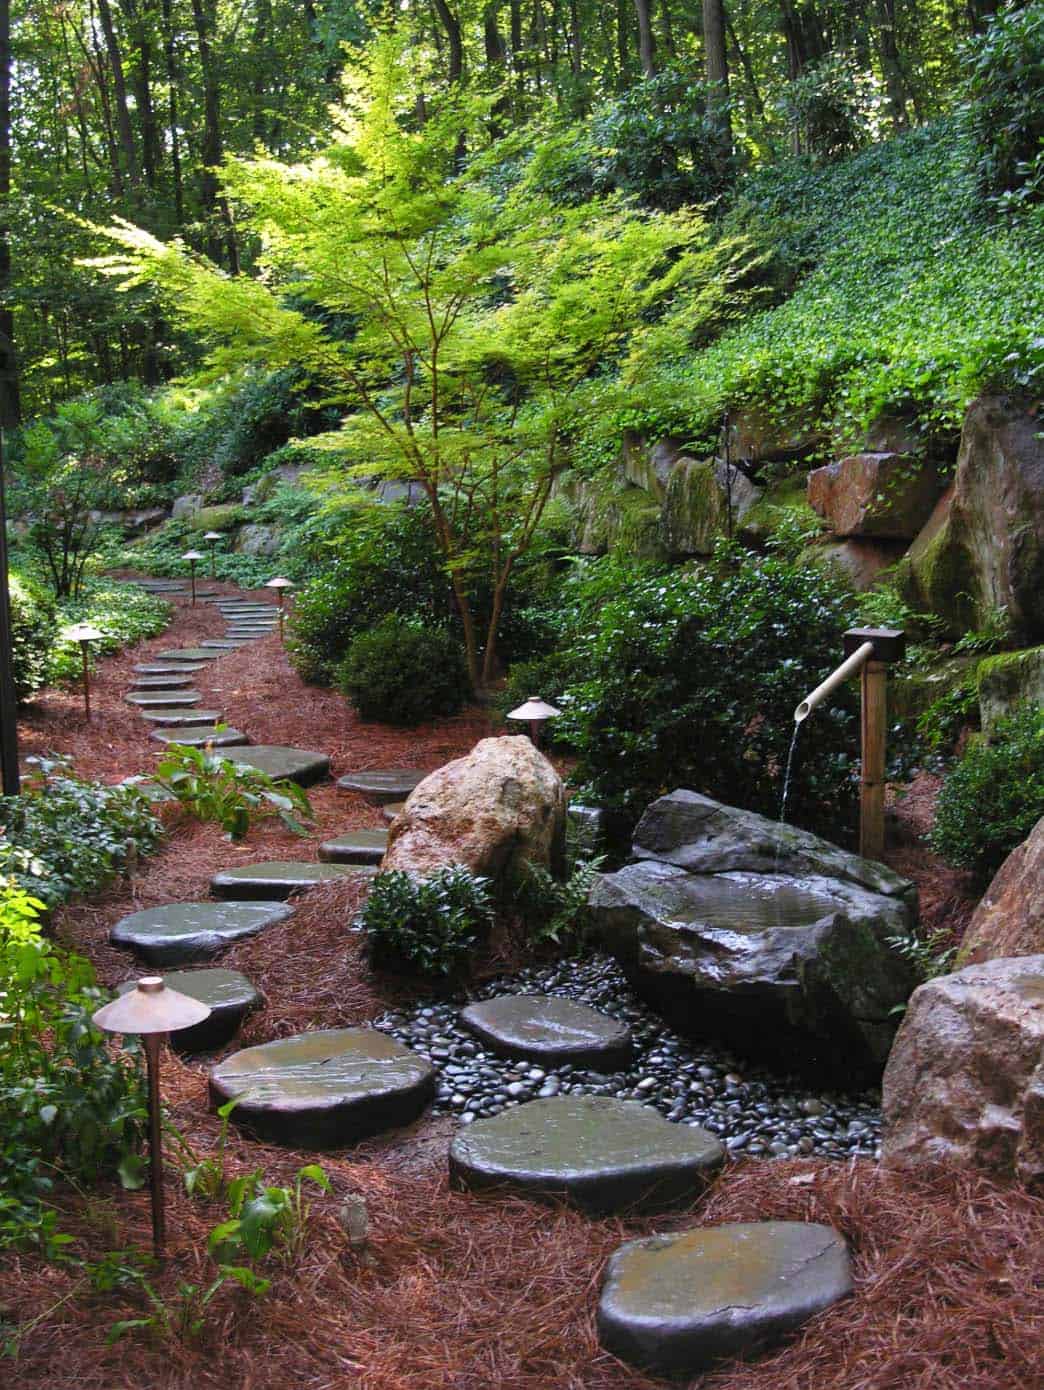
960, 815, 1044, 965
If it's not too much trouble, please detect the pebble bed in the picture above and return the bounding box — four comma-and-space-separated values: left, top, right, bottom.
376, 954, 882, 1160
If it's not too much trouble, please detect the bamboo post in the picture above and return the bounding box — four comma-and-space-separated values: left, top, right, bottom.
859, 660, 888, 862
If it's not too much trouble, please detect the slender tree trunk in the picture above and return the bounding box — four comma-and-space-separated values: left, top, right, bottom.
119, 0, 160, 189
190, 0, 238, 270
432, 0, 464, 82
703, 0, 730, 152
726, 7, 767, 123
160, 0, 184, 226
616, 0, 630, 86
633, 0, 656, 77
253, 0, 273, 146
0, 0, 18, 426
96, 0, 139, 186
660, 0, 676, 59
568, 0, 582, 77
875, 0, 909, 130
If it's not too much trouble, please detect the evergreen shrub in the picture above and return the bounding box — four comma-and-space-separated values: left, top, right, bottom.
8, 572, 57, 702
965, 1, 1044, 212
359, 867, 493, 977
337, 618, 470, 725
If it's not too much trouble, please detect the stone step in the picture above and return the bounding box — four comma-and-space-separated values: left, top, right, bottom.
337, 769, 426, 804
117, 968, 261, 1052
130, 673, 196, 690
125, 691, 202, 708
382, 802, 406, 824
110, 900, 293, 965
149, 725, 250, 748
156, 648, 222, 662
221, 746, 330, 787
449, 1095, 724, 1213
208, 1027, 436, 1149
460, 995, 633, 1070
200, 639, 251, 649
318, 829, 388, 865
138, 708, 224, 726
597, 1221, 853, 1375
119, 778, 178, 803
211, 861, 376, 901
134, 663, 208, 676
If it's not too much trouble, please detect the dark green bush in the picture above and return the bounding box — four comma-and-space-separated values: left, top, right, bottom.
337, 618, 470, 725
965, 1, 1044, 212
8, 571, 57, 702
359, 866, 493, 976
928, 704, 1044, 882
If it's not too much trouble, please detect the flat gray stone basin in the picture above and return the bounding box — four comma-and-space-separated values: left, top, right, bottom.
139, 708, 224, 726
222, 746, 330, 787
597, 1221, 852, 1374
318, 829, 388, 864
461, 995, 632, 1070
110, 901, 293, 965
157, 648, 222, 662
118, 967, 262, 1052
211, 861, 376, 900
149, 725, 250, 748
125, 691, 202, 707
449, 1095, 724, 1212
134, 664, 208, 676
337, 769, 426, 803
209, 1027, 436, 1149
131, 674, 195, 690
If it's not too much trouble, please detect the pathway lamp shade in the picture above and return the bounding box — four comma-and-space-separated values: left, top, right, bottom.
202, 531, 224, 543
264, 576, 293, 591
507, 697, 562, 746
62, 624, 104, 719
181, 549, 205, 563
203, 531, 224, 577
266, 578, 294, 638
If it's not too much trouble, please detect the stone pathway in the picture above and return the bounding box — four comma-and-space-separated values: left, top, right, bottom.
318, 829, 388, 864
211, 860, 376, 900
460, 994, 633, 1070
110, 900, 293, 965
117, 967, 261, 1052
337, 769, 425, 803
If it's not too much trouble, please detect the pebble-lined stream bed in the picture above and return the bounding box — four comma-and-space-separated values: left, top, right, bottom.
376, 954, 882, 1159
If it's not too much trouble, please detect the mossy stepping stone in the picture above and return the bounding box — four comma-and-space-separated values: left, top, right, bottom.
209, 1027, 436, 1149
134, 663, 208, 676
222, 746, 330, 787
460, 996, 633, 1070
125, 691, 202, 708
149, 725, 250, 748
597, 1222, 853, 1375
382, 802, 406, 824
118, 968, 262, 1052
211, 861, 375, 901
336, 769, 426, 804
449, 1096, 724, 1213
156, 648, 222, 662
131, 673, 195, 690
110, 900, 293, 965
139, 708, 224, 726
318, 829, 388, 865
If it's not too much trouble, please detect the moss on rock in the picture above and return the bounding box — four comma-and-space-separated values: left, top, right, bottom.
977, 646, 1044, 735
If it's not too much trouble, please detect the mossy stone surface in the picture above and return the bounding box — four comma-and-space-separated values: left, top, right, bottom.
460, 995, 633, 1070
977, 646, 1044, 734
187, 503, 245, 533
110, 900, 293, 965
117, 967, 262, 1052
211, 860, 375, 900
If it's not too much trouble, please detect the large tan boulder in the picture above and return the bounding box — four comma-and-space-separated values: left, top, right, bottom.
808, 453, 944, 539
382, 736, 566, 882
882, 955, 1044, 1185
960, 816, 1044, 965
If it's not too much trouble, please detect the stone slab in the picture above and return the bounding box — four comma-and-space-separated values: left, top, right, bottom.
125, 691, 202, 708
156, 648, 223, 662
200, 639, 250, 649
119, 779, 178, 803
211, 860, 376, 900
337, 769, 426, 804
209, 1027, 436, 1149
382, 802, 406, 824
597, 1222, 852, 1374
134, 664, 208, 676
449, 1095, 724, 1212
318, 829, 389, 864
118, 967, 262, 1052
110, 901, 293, 965
139, 708, 224, 726
222, 746, 331, 787
461, 995, 632, 1070
150, 725, 250, 748
130, 674, 195, 690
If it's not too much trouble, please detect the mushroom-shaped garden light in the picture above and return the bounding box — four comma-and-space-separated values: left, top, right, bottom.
507, 696, 561, 748
181, 549, 205, 605
202, 530, 224, 579
264, 576, 294, 639
62, 622, 104, 720
92, 977, 211, 1258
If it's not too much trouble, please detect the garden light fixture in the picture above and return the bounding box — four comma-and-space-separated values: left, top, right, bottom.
62, 622, 103, 721
265, 576, 293, 639
181, 549, 205, 605
507, 696, 561, 748
202, 530, 224, 578
92, 977, 211, 1259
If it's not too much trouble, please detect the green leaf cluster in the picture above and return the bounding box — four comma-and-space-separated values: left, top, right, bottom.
336, 619, 471, 726
360, 866, 494, 978
154, 744, 314, 842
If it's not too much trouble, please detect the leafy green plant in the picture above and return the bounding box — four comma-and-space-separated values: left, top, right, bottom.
49, 581, 170, 684
104, 1259, 270, 1346
952, 603, 1013, 655
360, 867, 493, 977
964, 1, 1044, 213
513, 856, 604, 949
6, 571, 57, 702
208, 1163, 331, 1266
337, 619, 470, 726
154, 744, 313, 841
886, 926, 959, 986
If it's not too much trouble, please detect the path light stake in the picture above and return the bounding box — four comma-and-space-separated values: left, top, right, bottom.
202, 530, 224, 579
794, 627, 905, 863
62, 622, 103, 720
92, 977, 211, 1260
265, 576, 293, 640
507, 697, 562, 749
181, 550, 205, 606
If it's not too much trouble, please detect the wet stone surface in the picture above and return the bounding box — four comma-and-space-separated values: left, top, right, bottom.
337, 769, 426, 803
110, 900, 293, 965
117, 967, 262, 1052
375, 955, 882, 1160
149, 725, 250, 748
211, 860, 376, 900
125, 691, 202, 707
318, 829, 389, 864
222, 746, 331, 787
139, 708, 224, 726
461, 994, 632, 1070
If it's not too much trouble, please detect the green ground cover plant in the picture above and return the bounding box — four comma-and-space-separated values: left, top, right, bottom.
50, 582, 171, 683
360, 867, 494, 977
154, 745, 313, 842
7, 571, 57, 702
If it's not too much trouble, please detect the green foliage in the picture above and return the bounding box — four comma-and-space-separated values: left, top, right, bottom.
964, 1, 1044, 212
513, 856, 604, 949
914, 679, 980, 753
154, 745, 314, 842
208, 1162, 331, 1266
778, 54, 882, 162
48, 582, 171, 684
337, 619, 470, 726
885, 926, 959, 992
6, 571, 57, 702
360, 867, 494, 977
928, 704, 1044, 882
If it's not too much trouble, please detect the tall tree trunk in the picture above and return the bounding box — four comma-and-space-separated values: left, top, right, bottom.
160, 0, 184, 226
119, 0, 160, 189
703, 0, 730, 151
660, 0, 676, 59
875, 0, 909, 130
432, 0, 464, 82
96, 0, 139, 186
568, 0, 582, 77
616, 0, 630, 85
190, 0, 238, 270
633, 0, 656, 77
484, 4, 509, 132
0, 0, 18, 426
726, 7, 767, 123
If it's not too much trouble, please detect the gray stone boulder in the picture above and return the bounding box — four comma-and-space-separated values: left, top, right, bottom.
882, 955, 1044, 1185
171, 493, 203, 520
960, 817, 1044, 966
977, 646, 1044, 734
808, 453, 945, 539
236, 523, 281, 557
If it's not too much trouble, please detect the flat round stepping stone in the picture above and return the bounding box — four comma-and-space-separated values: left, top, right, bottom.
318, 829, 388, 865
134, 663, 208, 676
200, 639, 249, 649
209, 1027, 436, 1149
222, 746, 331, 787
337, 769, 426, 804
125, 690, 202, 708
118, 968, 262, 1052
449, 1096, 724, 1212
382, 802, 406, 823
597, 1222, 853, 1375
139, 708, 224, 726
211, 861, 375, 901
119, 778, 178, 803
130, 673, 195, 690
461, 995, 633, 1071
150, 725, 250, 748
156, 648, 222, 662
110, 901, 293, 965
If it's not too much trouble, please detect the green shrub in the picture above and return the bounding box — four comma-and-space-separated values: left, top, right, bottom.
928, 704, 1044, 882
49, 581, 170, 684
154, 744, 314, 841
7, 571, 57, 702
359, 867, 493, 976
965, 1, 1044, 213
337, 619, 470, 725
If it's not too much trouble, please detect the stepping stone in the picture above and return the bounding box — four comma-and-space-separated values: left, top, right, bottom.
460, 995, 633, 1071
139, 708, 224, 726
130, 674, 195, 690
117, 968, 262, 1052
336, 769, 426, 804
222, 746, 331, 787
318, 829, 388, 865
226, 625, 275, 635
209, 1028, 436, 1149
110, 901, 293, 965
150, 725, 250, 748
597, 1222, 853, 1375
134, 581, 186, 593
211, 861, 376, 901
449, 1096, 724, 1213
133, 663, 208, 676
382, 802, 406, 823
194, 588, 220, 598
200, 639, 249, 649
125, 691, 202, 708
119, 778, 178, 803
156, 648, 222, 662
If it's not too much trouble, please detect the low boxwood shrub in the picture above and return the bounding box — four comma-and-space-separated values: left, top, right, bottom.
337, 618, 470, 725
928, 704, 1044, 883
8, 571, 57, 702
359, 866, 493, 976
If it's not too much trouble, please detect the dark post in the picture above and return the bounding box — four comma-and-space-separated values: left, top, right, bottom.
143, 1033, 167, 1258
0, 428, 19, 794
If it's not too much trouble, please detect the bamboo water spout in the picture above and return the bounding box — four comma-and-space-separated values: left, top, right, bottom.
793, 628, 905, 863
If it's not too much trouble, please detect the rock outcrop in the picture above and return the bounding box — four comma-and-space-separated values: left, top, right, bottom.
960, 817, 1044, 965
808, 453, 944, 539
977, 646, 1044, 734
882, 955, 1044, 1185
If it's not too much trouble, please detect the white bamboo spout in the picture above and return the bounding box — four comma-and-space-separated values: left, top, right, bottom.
794, 641, 875, 723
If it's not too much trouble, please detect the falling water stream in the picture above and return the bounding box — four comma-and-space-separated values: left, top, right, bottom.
774, 723, 803, 873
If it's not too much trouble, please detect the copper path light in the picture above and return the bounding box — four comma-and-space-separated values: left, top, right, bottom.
202, 530, 224, 579
507, 696, 562, 748
62, 622, 103, 720
181, 550, 205, 606
264, 576, 293, 640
